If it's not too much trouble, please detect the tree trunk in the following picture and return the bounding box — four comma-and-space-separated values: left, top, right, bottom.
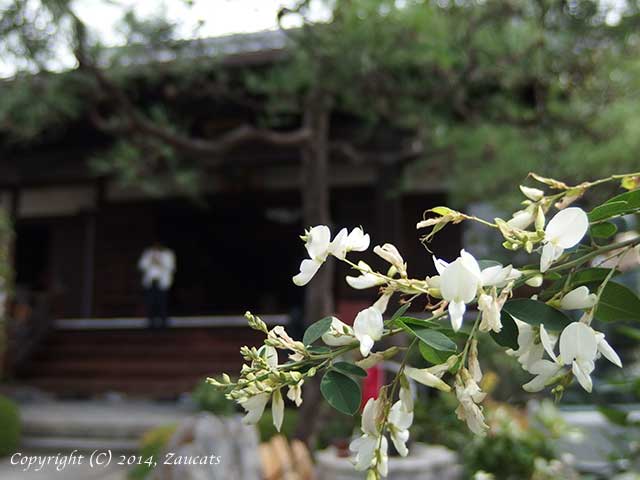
294, 92, 333, 443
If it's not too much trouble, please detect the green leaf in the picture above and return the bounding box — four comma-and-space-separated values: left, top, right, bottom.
303, 316, 333, 346
390, 302, 412, 322
490, 311, 519, 350
590, 281, 640, 323
546, 268, 620, 297
398, 320, 457, 352
590, 222, 618, 239
320, 371, 362, 416
502, 298, 571, 330
589, 190, 640, 222
589, 201, 630, 222
395, 316, 439, 329
418, 341, 449, 364
332, 362, 368, 377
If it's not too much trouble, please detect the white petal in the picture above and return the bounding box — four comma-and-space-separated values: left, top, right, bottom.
305, 225, 331, 260
328, 227, 349, 260
346, 272, 383, 289
350, 435, 377, 471
405, 366, 451, 392
372, 292, 392, 314
377, 436, 389, 477
346, 227, 370, 252
391, 429, 410, 457
507, 209, 535, 230
545, 207, 589, 249
559, 322, 598, 365
448, 300, 466, 331
540, 242, 564, 272
572, 359, 593, 392
560, 286, 597, 310
272, 389, 284, 432
597, 336, 622, 368
441, 257, 480, 304
361, 397, 379, 436
520, 185, 545, 201
240, 393, 269, 425
399, 385, 414, 413
359, 335, 374, 357
354, 307, 384, 344
432, 256, 449, 275
522, 360, 563, 392
480, 265, 505, 287
389, 401, 413, 430
293, 259, 322, 286
539, 324, 557, 362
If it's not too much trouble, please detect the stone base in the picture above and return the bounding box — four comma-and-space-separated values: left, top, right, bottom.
315, 443, 462, 480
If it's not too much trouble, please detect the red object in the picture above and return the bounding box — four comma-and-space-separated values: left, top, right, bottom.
361, 364, 384, 410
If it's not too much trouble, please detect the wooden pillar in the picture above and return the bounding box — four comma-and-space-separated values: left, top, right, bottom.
81, 181, 103, 318
375, 162, 403, 249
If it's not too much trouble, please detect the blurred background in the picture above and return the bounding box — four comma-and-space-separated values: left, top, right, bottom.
0, 0, 639, 479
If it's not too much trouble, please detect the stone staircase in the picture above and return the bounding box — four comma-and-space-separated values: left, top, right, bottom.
19, 400, 193, 453
15, 327, 263, 397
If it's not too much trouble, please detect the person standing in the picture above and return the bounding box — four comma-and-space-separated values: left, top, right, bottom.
138, 242, 176, 329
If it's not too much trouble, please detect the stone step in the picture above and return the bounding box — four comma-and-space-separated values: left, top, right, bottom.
21, 436, 139, 453
20, 400, 194, 440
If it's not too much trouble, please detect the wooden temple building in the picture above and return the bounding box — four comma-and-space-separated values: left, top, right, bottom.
0, 31, 461, 397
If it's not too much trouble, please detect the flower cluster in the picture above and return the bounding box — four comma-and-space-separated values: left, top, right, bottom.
212, 172, 640, 479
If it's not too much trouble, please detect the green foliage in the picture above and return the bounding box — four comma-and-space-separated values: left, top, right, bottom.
128, 424, 176, 480
0, 395, 20, 458
320, 370, 361, 416
302, 316, 333, 346
3, 1, 640, 203
191, 379, 235, 415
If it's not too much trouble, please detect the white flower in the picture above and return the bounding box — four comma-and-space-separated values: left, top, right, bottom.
478, 293, 503, 333
520, 185, 545, 201
304, 225, 332, 261
346, 227, 370, 252
594, 330, 622, 368
374, 243, 407, 277
322, 317, 356, 346
507, 209, 535, 230
404, 365, 451, 392
293, 259, 322, 286
522, 359, 565, 392
388, 400, 413, 457
507, 319, 546, 372
287, 381, 304, 407
557, 322, 622, 392
480, 264, 521, 288
399, 383, 414, 413
468, 339, 483, 383
294, 225, 370, 285
525, 274, 544, 287
540, 208, 589, 272
350, 397, 387, 476
239, 392, 270, 425
558, 322, 597, 392
346, 261, 385, 290
354, 307, 384, 357
436, 249, 482, 331
455, 369, 488, 436
272, 389, 285, 432
560, 286, 597, 310
372, 291, 392, 314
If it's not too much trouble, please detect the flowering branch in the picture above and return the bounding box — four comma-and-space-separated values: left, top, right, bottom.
211, 171, 640, 479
